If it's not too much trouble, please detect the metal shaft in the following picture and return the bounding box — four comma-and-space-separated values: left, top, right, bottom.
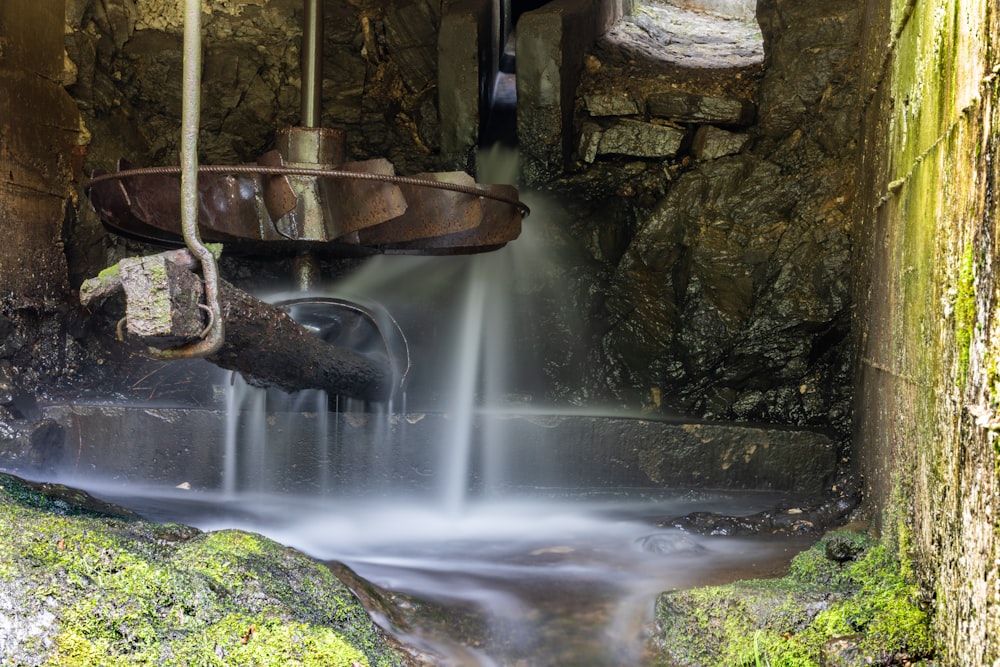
154, 0, 224, 359
301, 0, 323, 127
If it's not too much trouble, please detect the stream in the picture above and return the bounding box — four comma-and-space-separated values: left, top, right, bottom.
44, 167, 820, 664
62, 478, 815, 666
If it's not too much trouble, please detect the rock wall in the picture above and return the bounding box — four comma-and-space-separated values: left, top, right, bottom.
61, 0, 866, 437
853, 0, 1000, 662
579, 0, 860, 433
65, 0, 444, 172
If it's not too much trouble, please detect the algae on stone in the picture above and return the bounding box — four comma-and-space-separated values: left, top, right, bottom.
0, 473, 407, 667
647, 530, 934, 666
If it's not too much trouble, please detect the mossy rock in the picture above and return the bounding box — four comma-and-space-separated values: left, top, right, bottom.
0, 473, 409, 666
648, 530, 935, 666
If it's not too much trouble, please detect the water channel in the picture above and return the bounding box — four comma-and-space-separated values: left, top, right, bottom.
38, 182, 822, 665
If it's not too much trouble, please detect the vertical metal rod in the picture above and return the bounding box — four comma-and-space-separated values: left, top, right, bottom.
301, 0, 324, 127
155, 0, 224, 359
296, 0, 325, 288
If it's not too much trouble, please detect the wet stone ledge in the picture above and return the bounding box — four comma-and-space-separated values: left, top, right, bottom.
37, 405, 837, 496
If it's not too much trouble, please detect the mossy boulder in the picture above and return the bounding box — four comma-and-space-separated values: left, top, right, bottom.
648, 530, 935, 666
0, 473, 409, 666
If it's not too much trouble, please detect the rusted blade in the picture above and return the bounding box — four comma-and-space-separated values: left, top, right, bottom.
357, 172, 483, 245
86, 160, 524, 255
322, 159, 409, 237
257, 149, 297, 222
86, 168, 183, 245
87, 160, 263, 243
379, 184, 522, 253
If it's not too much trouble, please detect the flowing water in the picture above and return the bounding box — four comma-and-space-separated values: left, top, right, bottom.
85, 482, 811, 667
41, 149, 818, 665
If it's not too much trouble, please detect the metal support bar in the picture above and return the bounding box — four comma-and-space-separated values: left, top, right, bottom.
153, 0, 225, 359
294, 0, 325, 280
301, 0, 323, 127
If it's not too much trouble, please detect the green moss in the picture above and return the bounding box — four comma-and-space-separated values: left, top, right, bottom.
954, 245, 976, 387
53, 613, 368, 667
96, 263, 121, 280
0, 473, 404, 667
143, 258, 174, 330
650, 531, 935, 666
170, 614, 368, 666
794, 544, 933, 659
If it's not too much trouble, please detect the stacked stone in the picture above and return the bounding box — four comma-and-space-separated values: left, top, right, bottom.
578, 86, 754, 163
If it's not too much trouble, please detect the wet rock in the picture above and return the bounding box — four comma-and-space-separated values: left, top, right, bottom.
573, 0, 860, 432
635, 532, 706, 555
0, 473, 408, 666
0, 361, 13, 405
823, 531, 868, 563
647, 90, 755, 125
691, 124, 749, 160
0, 418, 66, 474
578, 118, 686, 162
664, 492, 860, 537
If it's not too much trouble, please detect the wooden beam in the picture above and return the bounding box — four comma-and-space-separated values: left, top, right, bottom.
81, 251, 392, 402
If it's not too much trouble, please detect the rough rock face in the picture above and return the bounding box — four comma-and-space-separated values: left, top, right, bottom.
62, 0, 861, 440
565, 0, 860, 432
65, 0, 443, 172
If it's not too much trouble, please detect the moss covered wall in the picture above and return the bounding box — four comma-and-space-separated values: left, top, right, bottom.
853, 0, 1000, 661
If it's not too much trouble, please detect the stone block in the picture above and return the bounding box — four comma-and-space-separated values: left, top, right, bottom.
647, 90, 755, 125
691, 124, 750, 160
583, 90, 641, 116
579, 118, 686, 162
38, 407, 837, 495
119, 255, 205, 342
578, 121, 604, 163
438, 1, 492, 162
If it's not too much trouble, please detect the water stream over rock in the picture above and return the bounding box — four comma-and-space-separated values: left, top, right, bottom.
35, 193, 827, 664
17, 151, 838, 664
77, 481, 812, 666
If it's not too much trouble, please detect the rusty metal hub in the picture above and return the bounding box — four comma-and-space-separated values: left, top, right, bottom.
86, 127, 527, 256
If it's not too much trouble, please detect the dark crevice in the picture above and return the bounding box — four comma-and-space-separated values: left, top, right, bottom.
481, 30, 518, 148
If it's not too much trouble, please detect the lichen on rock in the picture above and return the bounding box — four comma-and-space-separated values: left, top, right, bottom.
647, 530, 935, 666
0, 473, 407, 666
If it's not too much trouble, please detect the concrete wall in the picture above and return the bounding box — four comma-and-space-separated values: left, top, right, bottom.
0, 0, 81, 396
853, 0, 1000, 661
0, 0, 78, 302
